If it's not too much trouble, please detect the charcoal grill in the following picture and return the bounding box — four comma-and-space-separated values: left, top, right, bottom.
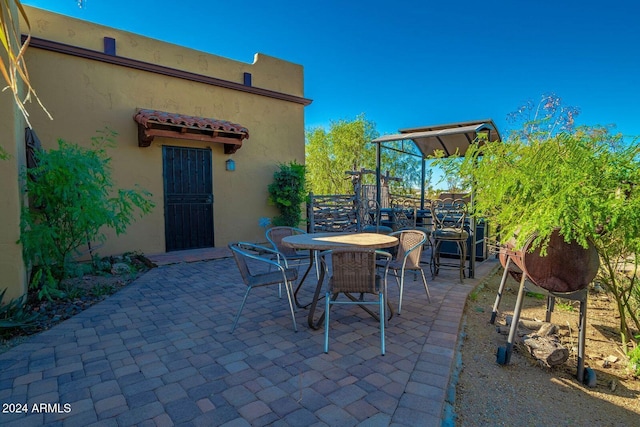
490, 229, 600, 385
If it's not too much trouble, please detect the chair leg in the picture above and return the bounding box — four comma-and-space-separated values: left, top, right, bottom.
278, 262, 303, 299
380, 293, 385, 355
397, 269, 406, 315
425, 238, 434, 276
268, 255, 283, 299
419, 269, 431, 303
324, 292, 331, 353
231, 286, 252, 333
383, 275, 395, 323
398, 267, 431, 311
458, 241, 466, 282
323, 292, 386, 355
283, 280, 298, 332
431, 240, 441, 278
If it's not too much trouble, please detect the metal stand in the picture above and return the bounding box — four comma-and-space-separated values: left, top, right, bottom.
431, 237, 467, 282
491, 254, 596, 386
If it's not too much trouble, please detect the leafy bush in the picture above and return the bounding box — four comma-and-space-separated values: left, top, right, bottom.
629, 343, 640, 377
438, 94, 640, 352
19, 129, 155, 299
525, 292, 545, 300
268, 161, 307, 227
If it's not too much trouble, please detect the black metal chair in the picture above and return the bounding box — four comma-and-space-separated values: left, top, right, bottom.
414, 205, 434, 265
431, 198, 469, 282
228, 242, 298, 333
390, 200, 416, 231
359, 199, 393, 234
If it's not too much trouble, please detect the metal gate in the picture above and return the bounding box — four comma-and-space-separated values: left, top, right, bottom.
163, 146, 214, 251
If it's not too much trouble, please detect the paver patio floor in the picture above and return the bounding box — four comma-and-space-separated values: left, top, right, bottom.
0, 248, 497, 426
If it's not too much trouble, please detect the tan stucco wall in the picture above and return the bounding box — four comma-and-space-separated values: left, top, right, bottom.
0, 88, 28, 302
0, 0, 28, 301
15, 6, 307, 257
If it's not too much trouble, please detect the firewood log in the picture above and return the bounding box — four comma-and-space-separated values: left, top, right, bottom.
523, 334, 569, 367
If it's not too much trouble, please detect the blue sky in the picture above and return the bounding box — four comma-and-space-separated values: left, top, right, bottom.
22, 0, 640, 141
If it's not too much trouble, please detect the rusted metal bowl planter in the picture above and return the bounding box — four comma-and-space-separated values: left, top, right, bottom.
490, 229, 600, 386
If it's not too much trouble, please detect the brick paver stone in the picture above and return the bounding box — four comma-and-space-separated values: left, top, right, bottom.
0, 253, 496, 426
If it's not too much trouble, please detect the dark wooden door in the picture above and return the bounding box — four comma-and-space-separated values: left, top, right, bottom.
163, 146, 214, 251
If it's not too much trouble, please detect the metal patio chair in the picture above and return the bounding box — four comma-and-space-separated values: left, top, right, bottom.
228, 242, 298, 333
391, 201, 416, 231
382, 229, 431, 315
266, 226, 319, 302
321, 248, 391, 355
359, 199, 393, 234
431, 198, 469, 282
266, 226, 313, 269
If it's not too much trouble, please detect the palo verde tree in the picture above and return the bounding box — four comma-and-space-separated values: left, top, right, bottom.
1, 0, 83, 126
1, 0, 52, 127
305, 113, 421, 196
445, 94, 640, 354
306, 114, 379, 195
19, 128, 155, 300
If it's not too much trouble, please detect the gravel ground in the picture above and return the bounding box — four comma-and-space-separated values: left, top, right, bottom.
453, 267, 640, 427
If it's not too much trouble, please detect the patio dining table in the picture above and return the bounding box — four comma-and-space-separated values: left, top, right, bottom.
282, 232, 398, 329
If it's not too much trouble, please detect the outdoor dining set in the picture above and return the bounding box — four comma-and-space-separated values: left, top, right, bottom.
228, 197, 475, 356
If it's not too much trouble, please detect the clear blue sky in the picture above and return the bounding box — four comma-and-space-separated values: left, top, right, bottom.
23, 0, 640, 141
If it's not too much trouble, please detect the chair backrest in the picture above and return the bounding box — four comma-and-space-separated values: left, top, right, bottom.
358, 198, 379, 228
229, 241, 296, 288
391, 202, 416, 231
266, 226, 306, 258
416, 206, 434, 230
392, 229, 427, 269
432, 198, 467, 232
321, 248, 379, 294
228, 242, 254, 285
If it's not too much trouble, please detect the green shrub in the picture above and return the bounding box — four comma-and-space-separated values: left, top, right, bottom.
628, 343, 640, 377
555, 300, 576, 312
526, 292, 545, 300
437, 94, 640, 353
19, 128, 154, 299
268, 161, 307, 227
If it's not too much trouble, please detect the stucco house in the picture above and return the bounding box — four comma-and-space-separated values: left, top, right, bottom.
1, 6, 311, 300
